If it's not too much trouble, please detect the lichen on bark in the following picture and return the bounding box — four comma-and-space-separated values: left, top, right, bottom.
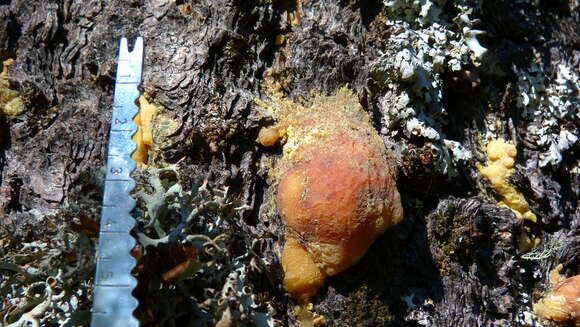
0, 0, 578, 326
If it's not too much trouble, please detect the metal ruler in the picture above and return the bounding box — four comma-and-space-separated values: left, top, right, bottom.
91, 37, 143, 327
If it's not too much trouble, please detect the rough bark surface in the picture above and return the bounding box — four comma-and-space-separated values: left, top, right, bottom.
0, 0, 578, 326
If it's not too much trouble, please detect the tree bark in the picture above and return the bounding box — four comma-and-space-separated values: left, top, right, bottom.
0, 0, 578, 326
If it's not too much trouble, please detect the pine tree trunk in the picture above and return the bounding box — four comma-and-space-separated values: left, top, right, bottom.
1, 1, 578, 326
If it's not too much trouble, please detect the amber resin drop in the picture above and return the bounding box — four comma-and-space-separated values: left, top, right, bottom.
260, 87, 404, 299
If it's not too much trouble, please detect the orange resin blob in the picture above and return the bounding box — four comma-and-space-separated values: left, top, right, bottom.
259, 87, 403, 299
533, 265, 580, 324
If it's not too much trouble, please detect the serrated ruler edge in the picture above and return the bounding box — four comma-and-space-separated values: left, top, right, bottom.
91, 37, 143, 327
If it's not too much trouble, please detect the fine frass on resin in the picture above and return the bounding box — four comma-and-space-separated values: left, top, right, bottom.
257, 87, 404, 300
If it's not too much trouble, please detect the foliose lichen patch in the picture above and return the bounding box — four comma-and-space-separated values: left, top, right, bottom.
513, 62, 579, 168
371, 0, 485, 177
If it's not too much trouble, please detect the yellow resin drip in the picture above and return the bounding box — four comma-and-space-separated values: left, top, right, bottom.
294, 302, 326, 327
478, 139, 537, 222
0, 59, 24, 116
132, 94, 159, 165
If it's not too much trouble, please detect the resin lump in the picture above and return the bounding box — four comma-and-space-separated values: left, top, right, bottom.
0, 59, 24, 116
478, 139, 537, 222
533, 265, 580, 324
258, 88, 404, 299
132, 95, 159, 165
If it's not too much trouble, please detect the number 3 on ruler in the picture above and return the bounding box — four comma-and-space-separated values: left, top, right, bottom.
110, 167, 123, 175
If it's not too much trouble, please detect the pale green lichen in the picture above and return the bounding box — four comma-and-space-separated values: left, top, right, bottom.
372, 0, 480, 178
213, 265, 280, 327
521, 237, 564, 261
132, 165, 281, 326
372, 1, 483, 177
1, 203, 97, 327
513, 62, 579, 167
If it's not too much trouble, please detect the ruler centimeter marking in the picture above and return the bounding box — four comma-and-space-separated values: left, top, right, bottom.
90, 37, 143, 327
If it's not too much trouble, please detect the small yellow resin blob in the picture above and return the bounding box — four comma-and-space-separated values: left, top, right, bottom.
0, 59, 24, 116
258, 87, 404, 300
294, 302, 326, 327
533, 265, 580, 324
132, 94, 159, 165
478, 139, 537, 222
281, 235, 325, 299
256, 126, 283, 147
